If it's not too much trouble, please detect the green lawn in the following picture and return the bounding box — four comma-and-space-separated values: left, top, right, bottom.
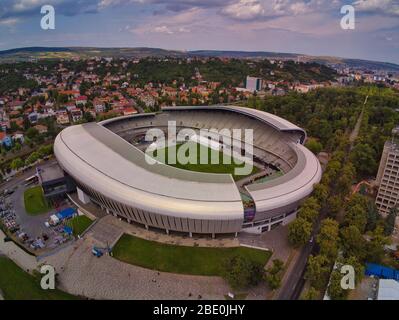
113, 234, 271, 276
152, 142, 259, 181
66, 215, 93, 237
0, 257, 78, 300
23, 186, 51, 215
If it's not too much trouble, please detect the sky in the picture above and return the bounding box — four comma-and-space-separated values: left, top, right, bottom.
0, 0, 398, 64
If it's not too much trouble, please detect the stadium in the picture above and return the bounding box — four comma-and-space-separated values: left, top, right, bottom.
54, 106, 322, 237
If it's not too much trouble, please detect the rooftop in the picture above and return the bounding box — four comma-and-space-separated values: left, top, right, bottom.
377, 279, 399, 300
38, 163, 65, 182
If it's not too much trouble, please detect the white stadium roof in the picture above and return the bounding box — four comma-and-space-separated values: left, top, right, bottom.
55, 123, 244, 220
54, 106, 321, 222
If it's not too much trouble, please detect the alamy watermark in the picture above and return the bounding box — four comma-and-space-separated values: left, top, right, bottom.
144, 121, 254, 176
40, 264, 56, 290
340, 5, 355, 30
40, 5, 55, 30
340, 264, 355, 290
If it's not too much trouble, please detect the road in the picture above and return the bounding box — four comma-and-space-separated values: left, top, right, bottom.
276, 213, 325, 300
349, 95, 368, 148
0, 158, 57, 192
277, 94, 369, 300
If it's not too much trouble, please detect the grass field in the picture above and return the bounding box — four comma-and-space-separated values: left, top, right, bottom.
66, 215, 93, 237
23, 186, 51, 215
0, 257, 78, 300
113, 234, 271, 276
153, 142, 259, 181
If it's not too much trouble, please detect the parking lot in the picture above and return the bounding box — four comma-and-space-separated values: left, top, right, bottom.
0, 179, 76, 254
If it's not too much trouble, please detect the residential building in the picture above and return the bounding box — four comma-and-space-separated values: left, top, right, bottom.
56, 110, 70, 125
34, 124, 48, 134
123, 107, 138, 116
12, 133, 24, 144
70, 108, 83, 123
28, 112, 38, 124
246, 76, 263, 92
0, 131, 12, 148
93, 99, 105, 113
375, 127, 399, 216
76, 95, 88, 106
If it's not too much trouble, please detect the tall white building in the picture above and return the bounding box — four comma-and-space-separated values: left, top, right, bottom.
375, 127, 399, 216
246, 76, 263, 92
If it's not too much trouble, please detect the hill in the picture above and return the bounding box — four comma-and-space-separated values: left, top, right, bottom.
0, 47, 398, 73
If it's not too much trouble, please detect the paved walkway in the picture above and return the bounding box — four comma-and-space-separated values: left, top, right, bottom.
70, 208, 240, 248
239, 226, 292, 267
42, 228, 268, 300
0, 229, 39, 273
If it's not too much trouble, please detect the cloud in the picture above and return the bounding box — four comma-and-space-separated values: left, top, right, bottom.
130, 7, 217, 36
153, 25, 173, 34
353, 0, 399, 16
0, 18, 20, 26
0, 0, 99, 20
221, 0, 265, 20
98, 0, 232, 12
219, 0, 343, 21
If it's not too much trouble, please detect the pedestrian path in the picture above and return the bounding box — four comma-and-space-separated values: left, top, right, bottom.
0, 229, 39, 273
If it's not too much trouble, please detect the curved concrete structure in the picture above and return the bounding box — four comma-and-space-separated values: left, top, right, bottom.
54, 106, 322, 235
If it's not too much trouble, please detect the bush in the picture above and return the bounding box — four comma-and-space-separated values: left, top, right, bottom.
223, 255, 264, 290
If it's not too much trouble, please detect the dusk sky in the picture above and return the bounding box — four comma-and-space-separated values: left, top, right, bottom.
0, 0, 398, 64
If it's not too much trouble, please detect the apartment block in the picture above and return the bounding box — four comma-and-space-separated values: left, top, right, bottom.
375, 127, 399, 216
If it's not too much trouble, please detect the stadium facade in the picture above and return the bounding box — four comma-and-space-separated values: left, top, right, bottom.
54, 106, 322, 236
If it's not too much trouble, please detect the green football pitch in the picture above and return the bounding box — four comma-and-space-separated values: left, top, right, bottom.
151, 142, 259, 181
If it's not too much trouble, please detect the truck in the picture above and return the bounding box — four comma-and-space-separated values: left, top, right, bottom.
92, 247, 104, 258
91, 245, 112, 258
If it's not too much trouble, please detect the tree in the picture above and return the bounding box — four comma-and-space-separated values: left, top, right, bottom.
25, 151, 40, 165
302, 287, 319, 300
26, 127, 39, 140
288, 217, 312, 247
349, 143, 377, 178
336, 163, 356, 196
366, 201, 378, 232
340, 225, 366, 260
318, 219, 339, 241
301, 197, 321, 213
365, 226, 390, 263
317, 219, 339, 261
298, 207, 319, 224
38, 144, 53, 157
10, 121, 21, 132
305, 138, 323, 155
325, 160, 342, 182
264, 259, 284, 290
384, 206, 398, 236
341, 256, 365, 285
298, 197, 320, 224
328, 269, 349, 300
83, 112, 95, 123
10, 158, 24, 171
344, 204, 368, 233
13, 142, 22, 152
305, 255, 330, 290
327, 195, 342, 218
223, 256, 264, 290
313, 183, 329, 204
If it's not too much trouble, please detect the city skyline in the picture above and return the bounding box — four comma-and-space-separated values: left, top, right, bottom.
0, 0, 398, 64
